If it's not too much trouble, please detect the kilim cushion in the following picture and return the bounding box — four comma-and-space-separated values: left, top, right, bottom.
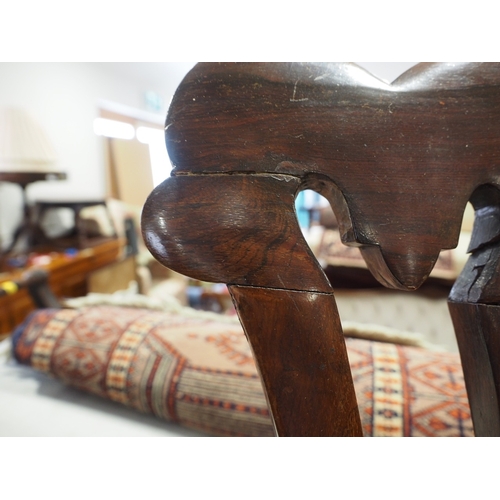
12, 306, 473, 437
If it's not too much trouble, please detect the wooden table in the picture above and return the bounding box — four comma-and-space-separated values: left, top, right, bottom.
0, 238, 125, 336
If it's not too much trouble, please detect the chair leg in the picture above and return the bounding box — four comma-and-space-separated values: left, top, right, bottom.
142, 173, 362, 436
230, 285, 362, 437
448, 233, 500, 436
448, 300, 500, 436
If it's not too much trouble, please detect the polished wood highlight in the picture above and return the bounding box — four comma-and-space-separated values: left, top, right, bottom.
143, 174, 331, 292
142, 63, 500, 436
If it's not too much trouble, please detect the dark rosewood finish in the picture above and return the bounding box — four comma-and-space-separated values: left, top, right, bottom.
142, 62, 500, 436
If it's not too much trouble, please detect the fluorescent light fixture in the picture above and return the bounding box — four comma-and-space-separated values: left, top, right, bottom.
93, 118, 135, 139
136, 126, 170, 186
136, 126, 163, 144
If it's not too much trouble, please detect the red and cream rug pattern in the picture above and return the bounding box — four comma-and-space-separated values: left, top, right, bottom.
13, 306, 473, 437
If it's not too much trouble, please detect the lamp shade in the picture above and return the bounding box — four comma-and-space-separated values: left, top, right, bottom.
0, 107, 59, 173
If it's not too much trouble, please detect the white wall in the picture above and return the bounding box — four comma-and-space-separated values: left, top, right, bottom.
0, 62, 195, 248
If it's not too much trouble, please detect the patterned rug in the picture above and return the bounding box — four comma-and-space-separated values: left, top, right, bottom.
12, 306, 473, 436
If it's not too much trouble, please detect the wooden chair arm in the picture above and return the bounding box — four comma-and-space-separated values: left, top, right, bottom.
142, 62, 500, 436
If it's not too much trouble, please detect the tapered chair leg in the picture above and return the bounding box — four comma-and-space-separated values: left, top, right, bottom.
448, 301, 500, 436
230, 285, 362, 437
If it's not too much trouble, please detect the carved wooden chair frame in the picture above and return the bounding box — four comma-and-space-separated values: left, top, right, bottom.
142, 63, 500, 436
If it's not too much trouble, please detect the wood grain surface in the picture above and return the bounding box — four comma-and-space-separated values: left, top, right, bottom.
142, 62, 500, 436
229, 285, 362, 436
164, 62, 500, 290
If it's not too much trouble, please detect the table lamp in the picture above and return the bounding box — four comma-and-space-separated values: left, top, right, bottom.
0, 107, 66, 255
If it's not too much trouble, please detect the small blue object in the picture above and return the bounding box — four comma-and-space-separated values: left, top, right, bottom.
6, 256, 27, 268
187, 286, 203, 309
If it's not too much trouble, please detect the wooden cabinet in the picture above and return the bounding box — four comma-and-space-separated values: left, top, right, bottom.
0, 238, 125, 336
